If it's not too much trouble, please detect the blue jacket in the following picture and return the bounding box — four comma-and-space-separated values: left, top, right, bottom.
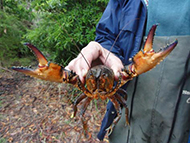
95, 0, 147, 140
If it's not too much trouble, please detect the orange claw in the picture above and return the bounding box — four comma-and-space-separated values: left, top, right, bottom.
25, 43, 48, 66
132, 24, 178, 75
12, 44, 66, 83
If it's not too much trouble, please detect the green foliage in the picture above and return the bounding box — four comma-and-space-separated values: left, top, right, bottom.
3, 0, 34, 20
24, 0, 108, 65
0, 138, 7, 143
0, 0, 34, 67
0, 11, 28, 66
0, 0, 108, 67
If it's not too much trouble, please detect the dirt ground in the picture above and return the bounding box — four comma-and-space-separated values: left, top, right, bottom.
0, 68, 109, 143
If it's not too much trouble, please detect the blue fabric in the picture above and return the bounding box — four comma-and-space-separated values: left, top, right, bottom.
95, 0, 147, 140
95, 0, 147, 65
97, 100, 117, 140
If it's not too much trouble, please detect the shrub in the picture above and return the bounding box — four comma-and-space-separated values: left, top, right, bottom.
0, 11, 29, 66
0, 0, 34, 67
24, 0, 108, 66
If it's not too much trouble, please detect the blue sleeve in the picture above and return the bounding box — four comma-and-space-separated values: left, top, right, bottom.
95, 0, 124, 62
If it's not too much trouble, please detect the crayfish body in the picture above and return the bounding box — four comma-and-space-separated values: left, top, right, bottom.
85, 65, 115, 99
12, 24, 178, 138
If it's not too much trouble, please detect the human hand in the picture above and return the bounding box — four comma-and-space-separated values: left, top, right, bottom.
65, 41, 124, 83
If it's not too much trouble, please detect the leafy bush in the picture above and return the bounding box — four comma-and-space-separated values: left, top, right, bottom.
0, 11, 30, 66
0, 0, 34, 67
24, 0, 108, 66
0, 0, 108, 67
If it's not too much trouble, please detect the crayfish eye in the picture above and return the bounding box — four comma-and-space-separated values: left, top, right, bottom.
102, 73, 106, 76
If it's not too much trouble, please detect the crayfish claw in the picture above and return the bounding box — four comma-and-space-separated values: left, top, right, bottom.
12, 44, 70, 83
143, 24, 158, 53
12, 66, 39, 77
24, 43, 48, 67
131, 25, 178, 75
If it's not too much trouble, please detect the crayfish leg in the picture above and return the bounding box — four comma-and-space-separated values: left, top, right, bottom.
115, 92, 129, 126
117, 88, 128, 100
107, 95, 122, 131
73, 93, 87, 117
79, 97, 92, 138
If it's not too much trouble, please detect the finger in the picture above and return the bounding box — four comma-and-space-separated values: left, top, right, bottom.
65, 58, 78, 71
110, 65, 121, 80
80, 43, 98, 63
66, 57, 90, 83
65, 41, 107, 83
78, 68, 88, 83
106, 55, 123, 80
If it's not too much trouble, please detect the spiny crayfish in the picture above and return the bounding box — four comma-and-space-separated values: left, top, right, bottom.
12, 24, 178, 137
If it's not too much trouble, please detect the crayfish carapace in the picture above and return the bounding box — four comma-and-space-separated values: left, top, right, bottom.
12, 24, 178, 138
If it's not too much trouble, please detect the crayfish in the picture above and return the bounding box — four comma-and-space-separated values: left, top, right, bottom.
12, 24, 178, 137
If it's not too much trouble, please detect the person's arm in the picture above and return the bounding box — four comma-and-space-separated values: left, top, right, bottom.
65, 41, 123, 83
65, 0, 123, 83
95, 0, 124, 60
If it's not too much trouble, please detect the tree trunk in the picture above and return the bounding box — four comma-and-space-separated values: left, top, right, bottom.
0, 0, 3, 10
